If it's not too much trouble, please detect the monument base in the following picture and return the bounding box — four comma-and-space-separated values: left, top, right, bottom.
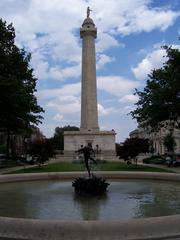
64, 129, 116, 155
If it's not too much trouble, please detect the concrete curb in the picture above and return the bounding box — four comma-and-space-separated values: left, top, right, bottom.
1, 215, 180, 240
1, 171, 180, 183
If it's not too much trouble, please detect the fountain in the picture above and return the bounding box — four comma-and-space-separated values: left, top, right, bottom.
0, 172, 180, 239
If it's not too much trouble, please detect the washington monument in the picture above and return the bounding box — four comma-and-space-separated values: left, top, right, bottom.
80, 7, 99, 131
64, 8, 116, 157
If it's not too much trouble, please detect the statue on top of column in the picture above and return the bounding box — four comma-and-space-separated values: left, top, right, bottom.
87, 6, 92, 18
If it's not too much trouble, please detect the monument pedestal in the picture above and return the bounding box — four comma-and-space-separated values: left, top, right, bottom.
64, 130, 116, 155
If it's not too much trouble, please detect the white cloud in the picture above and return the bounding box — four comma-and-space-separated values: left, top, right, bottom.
132, 47, 167, 80
96, 33, 120, 52
92, 0, 179, 34
119, 7, 179, 34
34, 61, 50, 80
48, 64, 81, 81
97, 54, 115, 69
38, 82, 81, 99
119, 105, 136, 114
53, 114, 64, 121
47, 95, 80, 114
132, 44, 180, 80
97, 76, 139, 97
119, 94, 139, 103
98, 104, 115, 116
33, 59, 81, 81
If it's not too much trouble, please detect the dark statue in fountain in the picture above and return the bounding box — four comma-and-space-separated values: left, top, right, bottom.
72, 143, 109, 196
76, 143, 97, 178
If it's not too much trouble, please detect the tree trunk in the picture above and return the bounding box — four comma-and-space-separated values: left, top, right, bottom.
6, 129, 10, 159
135, 157, 138, 168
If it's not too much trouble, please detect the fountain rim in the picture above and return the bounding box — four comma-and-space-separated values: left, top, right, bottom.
0, 171, 180, 240
1, 171, 180, 183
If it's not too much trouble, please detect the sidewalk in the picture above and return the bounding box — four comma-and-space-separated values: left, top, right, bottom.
0, 164, 37, 174
0, 157, 61, 174
138, 162, 180, 173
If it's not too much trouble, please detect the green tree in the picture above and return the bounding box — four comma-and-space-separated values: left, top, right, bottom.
163, 132, 176, 153
0, 19, 44, 157
119, 138, 149, 165
131, 45, 180, 131
53, 125, 79, 150
28, 138, 55, 167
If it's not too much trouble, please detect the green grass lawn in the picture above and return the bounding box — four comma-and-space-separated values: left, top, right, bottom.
9, 161, 173, 174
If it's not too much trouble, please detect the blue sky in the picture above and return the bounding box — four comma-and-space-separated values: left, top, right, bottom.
0, 0, 179, 142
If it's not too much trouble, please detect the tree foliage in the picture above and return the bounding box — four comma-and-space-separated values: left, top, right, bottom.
0, 19, 44, 132
53, 125, 79, 150
117, 138, 149, 160
131, 45, 180, 131
28, 138, 55, 166
0, 19, 44, 156
163, 132, 176, 153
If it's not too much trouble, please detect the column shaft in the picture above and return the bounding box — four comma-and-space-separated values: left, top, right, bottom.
80, 34, 99, 130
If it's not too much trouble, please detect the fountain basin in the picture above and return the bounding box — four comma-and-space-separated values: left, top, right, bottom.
0, 171, 180, 240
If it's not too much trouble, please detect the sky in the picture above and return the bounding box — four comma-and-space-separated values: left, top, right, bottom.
0, 0, 180, 142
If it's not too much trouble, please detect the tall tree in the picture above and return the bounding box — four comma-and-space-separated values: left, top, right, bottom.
131, 45, 180, 131
0, 19, 44, 156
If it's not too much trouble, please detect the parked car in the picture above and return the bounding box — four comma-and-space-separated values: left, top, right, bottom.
165, 155, 173, 166
0, 154, 6, 162
173, 155, 180, 167
0, 154, 7, 168
165, 155, 180, 167
16, 155, 36, 165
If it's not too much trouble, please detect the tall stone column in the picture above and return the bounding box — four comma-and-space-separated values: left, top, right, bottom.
64, 8, 116, 156
80, 12, 99, 131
